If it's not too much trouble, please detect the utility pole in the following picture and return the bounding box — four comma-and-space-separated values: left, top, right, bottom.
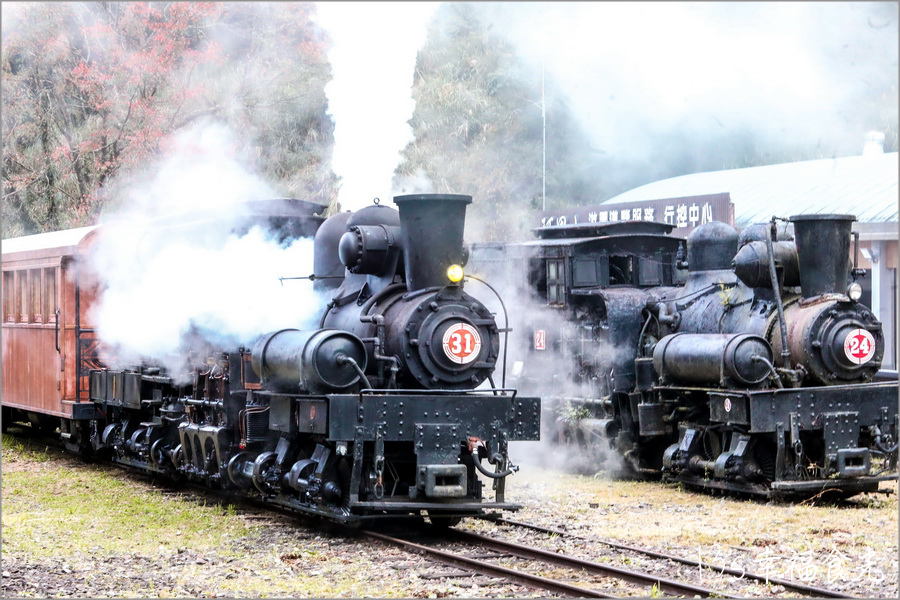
541, 56, 546, 212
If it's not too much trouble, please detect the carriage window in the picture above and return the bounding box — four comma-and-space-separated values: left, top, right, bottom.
2, 271, 13, 322
31, 269, 42, 322
573, 259, 599, 287
45, 268, 57, 322
608, 255, 634, 285
547, 259, 566, 306
638, 256, 661, 286
528, 257, 546, 296
18, 271, 29, 322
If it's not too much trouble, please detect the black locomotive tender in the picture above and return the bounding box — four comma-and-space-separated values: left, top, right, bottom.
84, 194, 541, 525
470, 214, 898, 497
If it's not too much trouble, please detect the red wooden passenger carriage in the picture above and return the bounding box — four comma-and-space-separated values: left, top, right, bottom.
2, 226, 103, 438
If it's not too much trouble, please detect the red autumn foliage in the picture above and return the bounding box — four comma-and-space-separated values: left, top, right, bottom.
3, 2, 334, 236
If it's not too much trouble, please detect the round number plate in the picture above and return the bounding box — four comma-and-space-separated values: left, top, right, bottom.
442, 322, 482, 365
843, 328, 876, 365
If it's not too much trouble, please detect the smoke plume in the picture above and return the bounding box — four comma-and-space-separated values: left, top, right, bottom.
86, 121, 324, 379
313, 2, 439, 211
471, 2, 898, 197
467, 245, 627, 476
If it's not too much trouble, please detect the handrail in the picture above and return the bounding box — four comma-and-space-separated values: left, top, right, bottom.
355, 387, 519, 398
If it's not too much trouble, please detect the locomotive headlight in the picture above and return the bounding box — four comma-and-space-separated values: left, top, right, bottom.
847, 281, 863, 302
447, 264, 464, 283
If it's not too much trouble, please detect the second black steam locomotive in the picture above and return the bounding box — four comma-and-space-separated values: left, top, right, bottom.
7, 194, 540, 526
470, 214, 898, 498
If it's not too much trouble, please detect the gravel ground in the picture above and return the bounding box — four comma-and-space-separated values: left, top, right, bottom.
2, 437, 897, 598
474, 441, 899, 599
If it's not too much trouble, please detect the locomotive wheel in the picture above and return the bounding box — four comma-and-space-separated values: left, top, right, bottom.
101, 423, 122, 448
204, 439, 219, 477
150, 438, 168, 466
127, 428, 149, 455
427, 511, 462, 528
170, 444, 185, 469
226, 452, 254, 489
753, 437, 777, 481
322, 456, 352, 509
252, 451, 279, 494
701, 427, 722, 461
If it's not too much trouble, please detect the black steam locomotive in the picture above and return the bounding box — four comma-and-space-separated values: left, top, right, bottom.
470, 214, 898, 498
15, 194, 540, 526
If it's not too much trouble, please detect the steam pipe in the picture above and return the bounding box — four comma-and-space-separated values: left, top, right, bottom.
656, 302, 678, 325
358, 313, 401, 388
752, 354, 785, 389
336, 354, 372, 390
465, 273, 510, 389
766, 220, 792, 370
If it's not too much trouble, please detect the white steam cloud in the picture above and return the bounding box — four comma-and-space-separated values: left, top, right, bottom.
87, 121, 324, 377
314, 1, 439, 211
485, 2, 897, 171
467, 247, 627, 476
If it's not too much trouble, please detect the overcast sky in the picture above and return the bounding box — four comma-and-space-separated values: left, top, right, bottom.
490, 2, 898, 162
3, 1, 896, 206
311, 1, 898, 207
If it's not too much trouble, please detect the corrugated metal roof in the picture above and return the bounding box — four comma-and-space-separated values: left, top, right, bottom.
1, 225, 98, 255
604, 153, 898, 226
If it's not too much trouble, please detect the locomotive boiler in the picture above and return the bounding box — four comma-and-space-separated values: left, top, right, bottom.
470, 214, 897, 498
1, 194, 540, 526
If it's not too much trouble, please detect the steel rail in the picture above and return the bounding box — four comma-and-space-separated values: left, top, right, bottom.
445, 528, 735, 599
359, 529, 619, 598
495, 517, 857, 599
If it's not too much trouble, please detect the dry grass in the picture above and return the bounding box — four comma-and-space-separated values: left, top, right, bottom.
0, 432, 413, 598
488, 442, 899, 597
3, 432, 897, 597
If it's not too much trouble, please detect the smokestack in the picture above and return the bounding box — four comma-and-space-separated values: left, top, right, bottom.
393, 194, 472, 291
790, 214, 855, 298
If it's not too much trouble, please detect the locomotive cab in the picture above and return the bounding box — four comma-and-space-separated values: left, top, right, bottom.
470, 221, 686, 471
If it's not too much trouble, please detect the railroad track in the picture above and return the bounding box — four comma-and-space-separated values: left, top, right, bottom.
3, 428, 863, 598
490, 517, 857, 599
358, 525, 737, 598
